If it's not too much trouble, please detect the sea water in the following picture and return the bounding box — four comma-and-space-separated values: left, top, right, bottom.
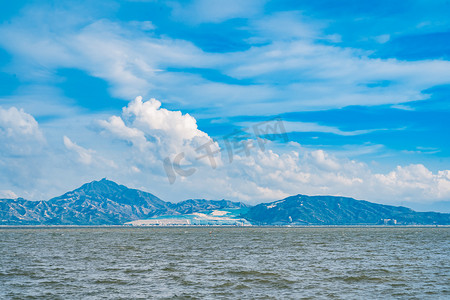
0, 227, 449, 299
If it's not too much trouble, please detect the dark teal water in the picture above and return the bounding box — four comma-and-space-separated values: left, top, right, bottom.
0, 227, 449, 299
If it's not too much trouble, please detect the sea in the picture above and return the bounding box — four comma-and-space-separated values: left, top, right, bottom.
0, 227, 449, 299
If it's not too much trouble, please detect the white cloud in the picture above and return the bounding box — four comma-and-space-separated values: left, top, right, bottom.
0, 106, 43, 140
374, 34, 391, 44
204, 146, 450, 204
0, 106, 45, 156
129, 21, 155, 31
240, 120, 389, 136
2, 4, 450, 117
373, 165, 450, 201
223, 40, 450, 111
0, 106, 49, 196
99, 96, 219, 165
170, 0, 266, 24
63, 136, 94, 165
122, 97, 208, 141
0, 190, 18, 199
248, 11, 325, 42
0, 13, 217, 100
99, 115, 149, 151
63, 135, 117, 168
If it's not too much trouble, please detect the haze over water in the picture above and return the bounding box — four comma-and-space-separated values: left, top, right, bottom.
1, 227, 449, 299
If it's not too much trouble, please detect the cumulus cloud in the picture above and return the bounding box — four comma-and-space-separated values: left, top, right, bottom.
202, 146, 450, 204
0, 106, 45, 156
99, 96, 219, 166
374, 165, 450, 201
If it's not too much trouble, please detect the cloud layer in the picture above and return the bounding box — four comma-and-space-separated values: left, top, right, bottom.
94, 98, 450, 204
2, 3, 450, 118
0, 99, 448, 205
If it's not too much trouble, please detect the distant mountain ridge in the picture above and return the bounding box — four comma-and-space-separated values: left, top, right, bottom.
1, 179, 449, 225
242, 194, 450, 225
0, 179, 248, 225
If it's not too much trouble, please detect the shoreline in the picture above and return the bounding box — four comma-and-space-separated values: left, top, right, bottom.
1, 224, 449, 228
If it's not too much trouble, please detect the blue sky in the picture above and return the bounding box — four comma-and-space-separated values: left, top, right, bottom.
0, 0, 449, 210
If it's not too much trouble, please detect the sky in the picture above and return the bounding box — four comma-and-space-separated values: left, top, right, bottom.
0, 0, 449, 211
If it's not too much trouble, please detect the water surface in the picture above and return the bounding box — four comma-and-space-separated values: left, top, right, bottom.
0, 227, 449, 299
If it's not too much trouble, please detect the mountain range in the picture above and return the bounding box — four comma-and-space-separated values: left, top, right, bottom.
1, 179, 449, 225
244, 194, 450, 225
